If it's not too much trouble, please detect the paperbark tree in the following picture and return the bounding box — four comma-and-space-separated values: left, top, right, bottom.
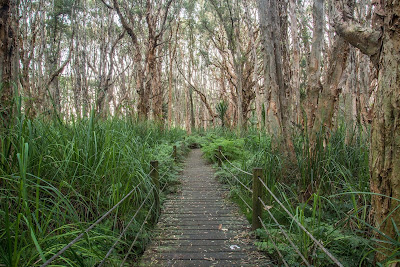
257, 0, 294, 155
335, 0, 400, 262
111, 0, 173, 122
243, 1, 262, 129
19, 0, 41, 118
289, 0, 301, 125
257, 0, 281, 136
306, 0, 324, 131
167, 21, 179, 128
209, 0, 246, 131
0, 0, 14, 130
311, 36, 349, 136
95, 12, 124, 118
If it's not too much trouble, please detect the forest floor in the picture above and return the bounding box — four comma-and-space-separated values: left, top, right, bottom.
139, 149, 270, 266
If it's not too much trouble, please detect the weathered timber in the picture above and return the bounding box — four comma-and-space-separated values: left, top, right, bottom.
150, 160, 160, 223
139, 149, 269, 266
173, 145, 177, 162
252, 168, 264, 231
217, 145, 222, 167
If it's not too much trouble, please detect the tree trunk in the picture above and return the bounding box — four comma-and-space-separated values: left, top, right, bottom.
185, 77, 191, 134
135, 47, 147, 121
146, 40, 161, 121
188, 30, 195, 131
167, 54, 173, 128
257, 0, 282, 137
0, 0, 14, 130
47, 12, 62, 115
306, 0, 324, 131
234, 60, 244, 131
311, 36, 349, 136
167, 32, 176, 128
258, 0, 294, 156
112, 0, 148, 121
244, 2, 262, 130
370, 5, 400, 260
344, 48, 357, 143
289, 0, 301, 125
276, 0, 295, 156
335, 0, 400, 262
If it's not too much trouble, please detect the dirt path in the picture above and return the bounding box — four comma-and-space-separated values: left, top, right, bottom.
140, 149, 269, 266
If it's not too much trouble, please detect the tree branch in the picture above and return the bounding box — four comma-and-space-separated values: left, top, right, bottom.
174, 58, 217, 119
155, 0, 174, 40
112, 0, 138, 45
333, 5, 382, 67
334, 20, 381, 57
46, 48, 72, 87
100, 0, 114, 10
46, 29, 75, 87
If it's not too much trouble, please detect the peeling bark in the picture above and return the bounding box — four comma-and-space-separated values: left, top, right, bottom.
306, 0, 324, 131
312, 37, 349, 135
257, 0, 294, 156
289, 0, 301, 125
0, 0, 14, 129
369, 2, 400, 260
335, 0, 400, 262
257, 0, 281, 136
334, 19, 381, 66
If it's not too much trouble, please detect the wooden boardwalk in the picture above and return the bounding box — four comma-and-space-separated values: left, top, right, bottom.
140, 149, 269, 266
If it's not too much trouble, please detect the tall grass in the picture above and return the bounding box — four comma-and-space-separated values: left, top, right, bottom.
0, 114, 186, 266
195, 125, 389, 266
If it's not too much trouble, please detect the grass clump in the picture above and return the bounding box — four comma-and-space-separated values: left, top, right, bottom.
0, 115, 186, 266
198, 126, 379, 266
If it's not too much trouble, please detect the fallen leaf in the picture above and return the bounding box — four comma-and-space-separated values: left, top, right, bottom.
230, 245, 240, 250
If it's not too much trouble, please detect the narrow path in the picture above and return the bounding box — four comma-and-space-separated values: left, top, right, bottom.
140, 149, 269, 266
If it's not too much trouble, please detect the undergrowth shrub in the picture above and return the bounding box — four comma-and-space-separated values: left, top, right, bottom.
201, 137, 246, 163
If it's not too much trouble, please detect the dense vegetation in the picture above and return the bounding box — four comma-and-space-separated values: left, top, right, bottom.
1, 113, 399, 266
1, 0, 399, 265
192, 125, 398, 266
0, 113, 187, 266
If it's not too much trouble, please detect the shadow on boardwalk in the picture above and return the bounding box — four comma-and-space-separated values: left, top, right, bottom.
140, 149, 270, 266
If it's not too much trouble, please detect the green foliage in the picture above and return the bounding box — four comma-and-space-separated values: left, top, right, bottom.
201, 137, 246, 163
293, 122, 370, 196
0, 115, 186, 266
204, 125, 387, 266
255, 221, 373, 266
216, 101, 228, 127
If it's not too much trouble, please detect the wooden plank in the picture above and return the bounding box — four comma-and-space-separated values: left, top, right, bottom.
156, 225, 247, 231
146, 245, 254, 253
139, 259, 261, 267
139, 149, 269, 266
149, 252, 250, 260
148, 239, 256, 247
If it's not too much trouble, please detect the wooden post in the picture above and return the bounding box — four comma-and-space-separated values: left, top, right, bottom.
173, 145, 177, 162
252, 168, 263, 231
218, 145, 222, 167
150, 160, 160, 223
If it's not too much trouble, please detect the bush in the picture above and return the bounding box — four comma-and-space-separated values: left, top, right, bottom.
201, 137, 246, 163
